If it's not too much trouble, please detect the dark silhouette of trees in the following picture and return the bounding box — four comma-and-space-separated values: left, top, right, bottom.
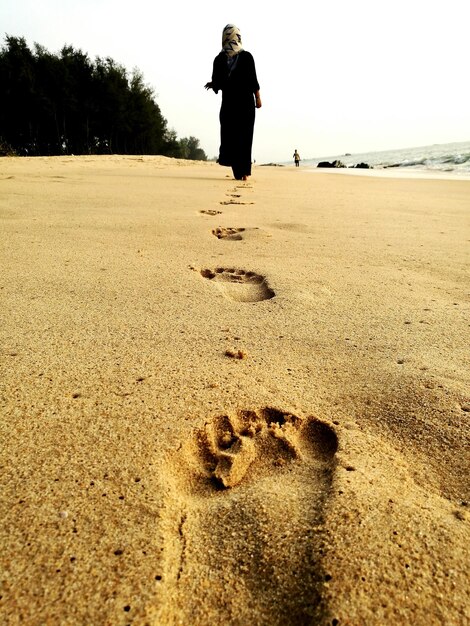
0, 36, 207, 159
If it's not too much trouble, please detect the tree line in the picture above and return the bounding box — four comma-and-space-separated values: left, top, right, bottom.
0, 36, 207, 159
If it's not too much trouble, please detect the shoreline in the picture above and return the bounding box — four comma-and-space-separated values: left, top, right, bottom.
274, 162, 470, 181
301, 165, 470, 181
273, 138, 470, 181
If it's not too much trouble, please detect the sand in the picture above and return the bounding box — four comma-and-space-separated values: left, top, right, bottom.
0, 155, 469, 625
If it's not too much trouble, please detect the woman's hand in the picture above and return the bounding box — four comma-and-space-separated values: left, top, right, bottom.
255, 90, 262, 108
204, 82, 213, 90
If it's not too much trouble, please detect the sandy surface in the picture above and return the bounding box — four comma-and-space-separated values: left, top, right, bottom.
1, 155, 469, 625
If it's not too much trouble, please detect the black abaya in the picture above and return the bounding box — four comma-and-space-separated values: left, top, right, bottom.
211, 50, 260, 179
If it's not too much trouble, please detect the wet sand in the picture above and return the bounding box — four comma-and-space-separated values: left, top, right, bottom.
1, 155, 469, 625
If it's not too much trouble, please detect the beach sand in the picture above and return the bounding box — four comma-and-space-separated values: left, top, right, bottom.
1, 156, 469, 625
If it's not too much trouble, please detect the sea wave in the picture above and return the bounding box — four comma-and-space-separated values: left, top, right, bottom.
302, 141, 470, 174
385, 152, 470, 170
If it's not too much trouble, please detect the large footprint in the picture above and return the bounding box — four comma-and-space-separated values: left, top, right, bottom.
200, 267, 275, 302
159, 408, 338, 625
197, 408, 337, 488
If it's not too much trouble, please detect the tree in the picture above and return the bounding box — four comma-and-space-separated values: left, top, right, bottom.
0, 36, 206, 158
0, 36, 35, 154
185, 136, 207, 161
177, 136, 207, 161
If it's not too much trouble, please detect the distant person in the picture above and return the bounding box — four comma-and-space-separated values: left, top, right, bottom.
205, 24, 262, 181
293, 149, 301, 167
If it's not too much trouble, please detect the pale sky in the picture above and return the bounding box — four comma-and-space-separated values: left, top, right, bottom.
1, 0, 469, 162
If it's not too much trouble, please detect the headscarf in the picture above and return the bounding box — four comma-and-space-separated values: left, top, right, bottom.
222, 24, 243, 57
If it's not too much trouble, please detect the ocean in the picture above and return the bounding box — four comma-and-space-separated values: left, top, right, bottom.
294, 140, 470, 177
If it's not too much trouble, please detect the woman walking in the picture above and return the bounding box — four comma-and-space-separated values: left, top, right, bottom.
205, 24, 262, 181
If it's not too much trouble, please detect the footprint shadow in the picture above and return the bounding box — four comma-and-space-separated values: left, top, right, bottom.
160, 408, 338, 625
200, 267, 275, 303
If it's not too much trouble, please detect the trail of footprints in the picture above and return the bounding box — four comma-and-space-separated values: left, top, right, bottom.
199, 183, 275, 301
159, 177, 339, 623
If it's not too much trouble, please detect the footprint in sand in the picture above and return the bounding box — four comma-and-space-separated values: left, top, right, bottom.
159, 408, 338, 625
197, 408, 338, 488
220, 200, 254, 205
212, 227, 246, 241
200, 267, 275, 302
200, 209, 222, 216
